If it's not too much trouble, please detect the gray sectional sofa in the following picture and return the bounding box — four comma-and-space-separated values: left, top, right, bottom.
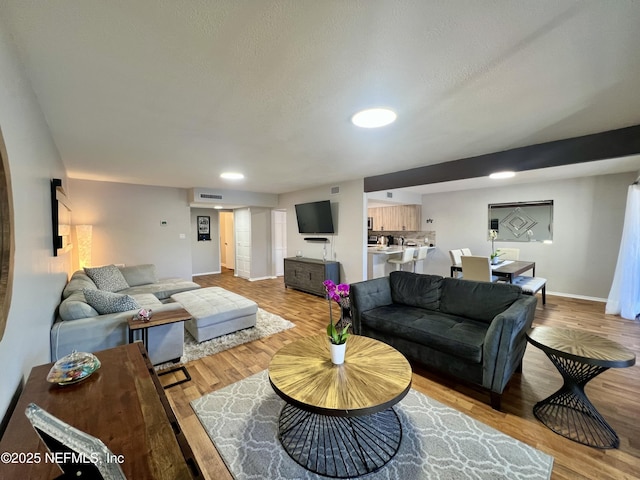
51, 264, 200, 365
350, 271, 537, 409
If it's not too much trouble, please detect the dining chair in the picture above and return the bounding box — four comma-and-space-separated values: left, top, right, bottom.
413, 246, 430, 272
387, 247, 416, 272
449, 249, 463, 265
497, 247, 519, 260
461, 255, 500, 283
460, 248, 472, 256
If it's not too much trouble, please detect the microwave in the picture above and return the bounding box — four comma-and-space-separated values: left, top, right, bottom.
367, 217, 373, 230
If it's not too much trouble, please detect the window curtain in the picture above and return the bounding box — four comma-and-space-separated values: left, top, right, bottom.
606, 183, 640, 320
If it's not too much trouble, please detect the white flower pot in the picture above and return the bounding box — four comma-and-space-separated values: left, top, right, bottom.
330, 342, 346, 365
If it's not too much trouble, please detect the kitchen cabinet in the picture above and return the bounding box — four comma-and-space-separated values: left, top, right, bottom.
368, 205, 421, 231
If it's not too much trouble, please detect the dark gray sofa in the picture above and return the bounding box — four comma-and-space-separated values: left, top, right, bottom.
350, 271, 537, 410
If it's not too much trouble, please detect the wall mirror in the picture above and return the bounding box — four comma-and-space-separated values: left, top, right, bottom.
0, 128, 15, 342
488, 200, 553, 243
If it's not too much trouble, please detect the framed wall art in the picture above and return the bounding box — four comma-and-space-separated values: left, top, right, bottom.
197, 215, 211, 241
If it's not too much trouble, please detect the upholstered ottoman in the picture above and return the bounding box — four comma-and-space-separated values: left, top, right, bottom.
171, 287, 258, 342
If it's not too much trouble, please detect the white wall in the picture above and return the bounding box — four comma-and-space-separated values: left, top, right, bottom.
68, 179, 192, 280
279, 179, 367, 284
421, 172, 634, 299
250, 207, 273, 280
191, 208, 220, 275
0, 22, 70, 419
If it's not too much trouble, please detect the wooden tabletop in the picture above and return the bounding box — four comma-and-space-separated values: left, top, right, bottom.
128, 307, 192, 331
0, 343, 194, 480
527, 326, 636, 368
268, 335, 412, 416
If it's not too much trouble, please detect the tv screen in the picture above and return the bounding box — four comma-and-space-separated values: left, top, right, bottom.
295, 200, 335, 234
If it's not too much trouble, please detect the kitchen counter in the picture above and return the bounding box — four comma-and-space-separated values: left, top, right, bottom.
366, 246, 435, 278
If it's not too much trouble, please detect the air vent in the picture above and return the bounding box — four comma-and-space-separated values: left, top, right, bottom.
199, 193, 223, 200
330, 186, 340, 195
386, 192, 393, 198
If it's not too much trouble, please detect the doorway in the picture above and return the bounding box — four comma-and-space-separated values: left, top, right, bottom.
219, 211, 235, 271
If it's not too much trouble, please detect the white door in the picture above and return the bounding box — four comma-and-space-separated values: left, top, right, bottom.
273, 210, 287, 276
234, 208, 251, 279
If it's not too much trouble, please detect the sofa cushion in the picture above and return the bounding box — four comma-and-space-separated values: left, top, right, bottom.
439, 277, 522, 323
119, 264, 158, 287
62, 272, 97, 299
123, 279, 201, 300
59, 291, 100, 321
84, 265, 130, 292
361, 304, 487, 363
389, 271, 442, 310
83, 289, 140, 315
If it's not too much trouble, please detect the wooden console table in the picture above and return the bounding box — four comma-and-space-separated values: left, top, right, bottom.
0, 343, 200, 479
283, 257, 340, 296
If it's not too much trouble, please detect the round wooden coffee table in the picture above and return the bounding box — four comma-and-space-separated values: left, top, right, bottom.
526, 326, 635, 448
268, 334, 412, 478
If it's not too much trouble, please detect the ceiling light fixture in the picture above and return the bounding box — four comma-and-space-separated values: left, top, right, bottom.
351, 108, 397, 128
220, 172, 244, 180
489, 171, 516, 179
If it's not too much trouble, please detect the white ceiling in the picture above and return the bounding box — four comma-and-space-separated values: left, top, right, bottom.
2, 1, 640, 195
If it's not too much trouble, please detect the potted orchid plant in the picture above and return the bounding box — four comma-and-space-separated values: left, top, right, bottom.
489, 229, 502, 264
323, 279, 351, 364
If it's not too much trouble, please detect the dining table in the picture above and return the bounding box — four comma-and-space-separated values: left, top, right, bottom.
451, 259, 536, 283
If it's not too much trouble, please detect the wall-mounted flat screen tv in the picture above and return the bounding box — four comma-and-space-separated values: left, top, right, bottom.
295, 200, 335, 234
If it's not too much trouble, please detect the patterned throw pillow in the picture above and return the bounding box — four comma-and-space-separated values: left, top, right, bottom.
83, 289, 140, 315
84, 265, 130, 292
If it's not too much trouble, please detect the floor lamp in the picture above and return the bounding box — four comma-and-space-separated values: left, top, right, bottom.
75, 225, 92, 270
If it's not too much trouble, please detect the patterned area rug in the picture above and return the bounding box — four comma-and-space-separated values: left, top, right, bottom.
156, 309, 295, 370
192, 370, 553, 480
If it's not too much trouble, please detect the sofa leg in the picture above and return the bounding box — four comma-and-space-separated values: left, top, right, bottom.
542, 285, 546, 305
515, 360, 523, 373
490, 392, 502, 411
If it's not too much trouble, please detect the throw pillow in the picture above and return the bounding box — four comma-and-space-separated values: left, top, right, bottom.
83, 289, 140, 315
84, 264, 130, 292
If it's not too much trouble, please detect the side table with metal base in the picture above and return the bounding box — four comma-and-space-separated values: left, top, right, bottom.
526, 326, 635, 448
128, 308, 192, 389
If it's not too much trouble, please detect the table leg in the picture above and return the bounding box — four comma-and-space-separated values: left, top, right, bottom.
278, 404, 402, 477
533, 352, 619, 448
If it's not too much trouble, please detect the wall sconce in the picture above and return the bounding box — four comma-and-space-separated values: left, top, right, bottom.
75, 225, 92, 269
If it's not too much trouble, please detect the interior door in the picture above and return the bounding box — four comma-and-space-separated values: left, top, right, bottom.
273, 210, 287, 276
234, 208, 251, 279
220, 211, 235, 270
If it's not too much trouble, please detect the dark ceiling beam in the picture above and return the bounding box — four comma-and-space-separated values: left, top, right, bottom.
364, 124, 640, 192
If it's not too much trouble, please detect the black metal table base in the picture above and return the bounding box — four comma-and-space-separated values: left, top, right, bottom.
158, 365, 191, 389
278, 404, 402, 478
534, 352, 618, 448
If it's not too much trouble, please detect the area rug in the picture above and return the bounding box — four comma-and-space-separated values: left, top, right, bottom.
155, 309, 295, 370
191, 370, 553, 480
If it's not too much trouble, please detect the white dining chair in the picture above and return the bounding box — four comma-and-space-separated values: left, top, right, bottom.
497, 247, 519, 260
387, 247, 416, 271
461, 255, 500, 283
449, 249, 463, 266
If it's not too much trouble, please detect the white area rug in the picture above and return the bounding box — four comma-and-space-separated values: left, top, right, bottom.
156, 308, 295, 370
192, 370, 554, 480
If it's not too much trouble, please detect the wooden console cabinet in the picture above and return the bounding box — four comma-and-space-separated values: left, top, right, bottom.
284, 257, 340, 296
0, 343, 199, 479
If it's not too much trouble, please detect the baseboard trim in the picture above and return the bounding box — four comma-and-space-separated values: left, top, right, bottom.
547, 291, 607, 303
193, 271, 221, 277
249, 276, 278, 282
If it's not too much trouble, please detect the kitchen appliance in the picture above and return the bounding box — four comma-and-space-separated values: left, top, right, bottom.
367, 217, 373, 230
368, 234, 378, 245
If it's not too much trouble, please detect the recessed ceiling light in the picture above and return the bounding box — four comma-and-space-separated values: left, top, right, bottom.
220, 172, 244, 180
489, 171, 516, 179
351, 108, 397, 128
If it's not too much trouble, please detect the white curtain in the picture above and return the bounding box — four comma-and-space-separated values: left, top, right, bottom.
606, 183, 640, 320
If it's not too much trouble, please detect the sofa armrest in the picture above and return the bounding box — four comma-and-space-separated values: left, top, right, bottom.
350, 277, 392, 334
482, 295, 537, 393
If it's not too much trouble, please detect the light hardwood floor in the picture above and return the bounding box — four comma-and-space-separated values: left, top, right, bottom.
164, 270, 640, 480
